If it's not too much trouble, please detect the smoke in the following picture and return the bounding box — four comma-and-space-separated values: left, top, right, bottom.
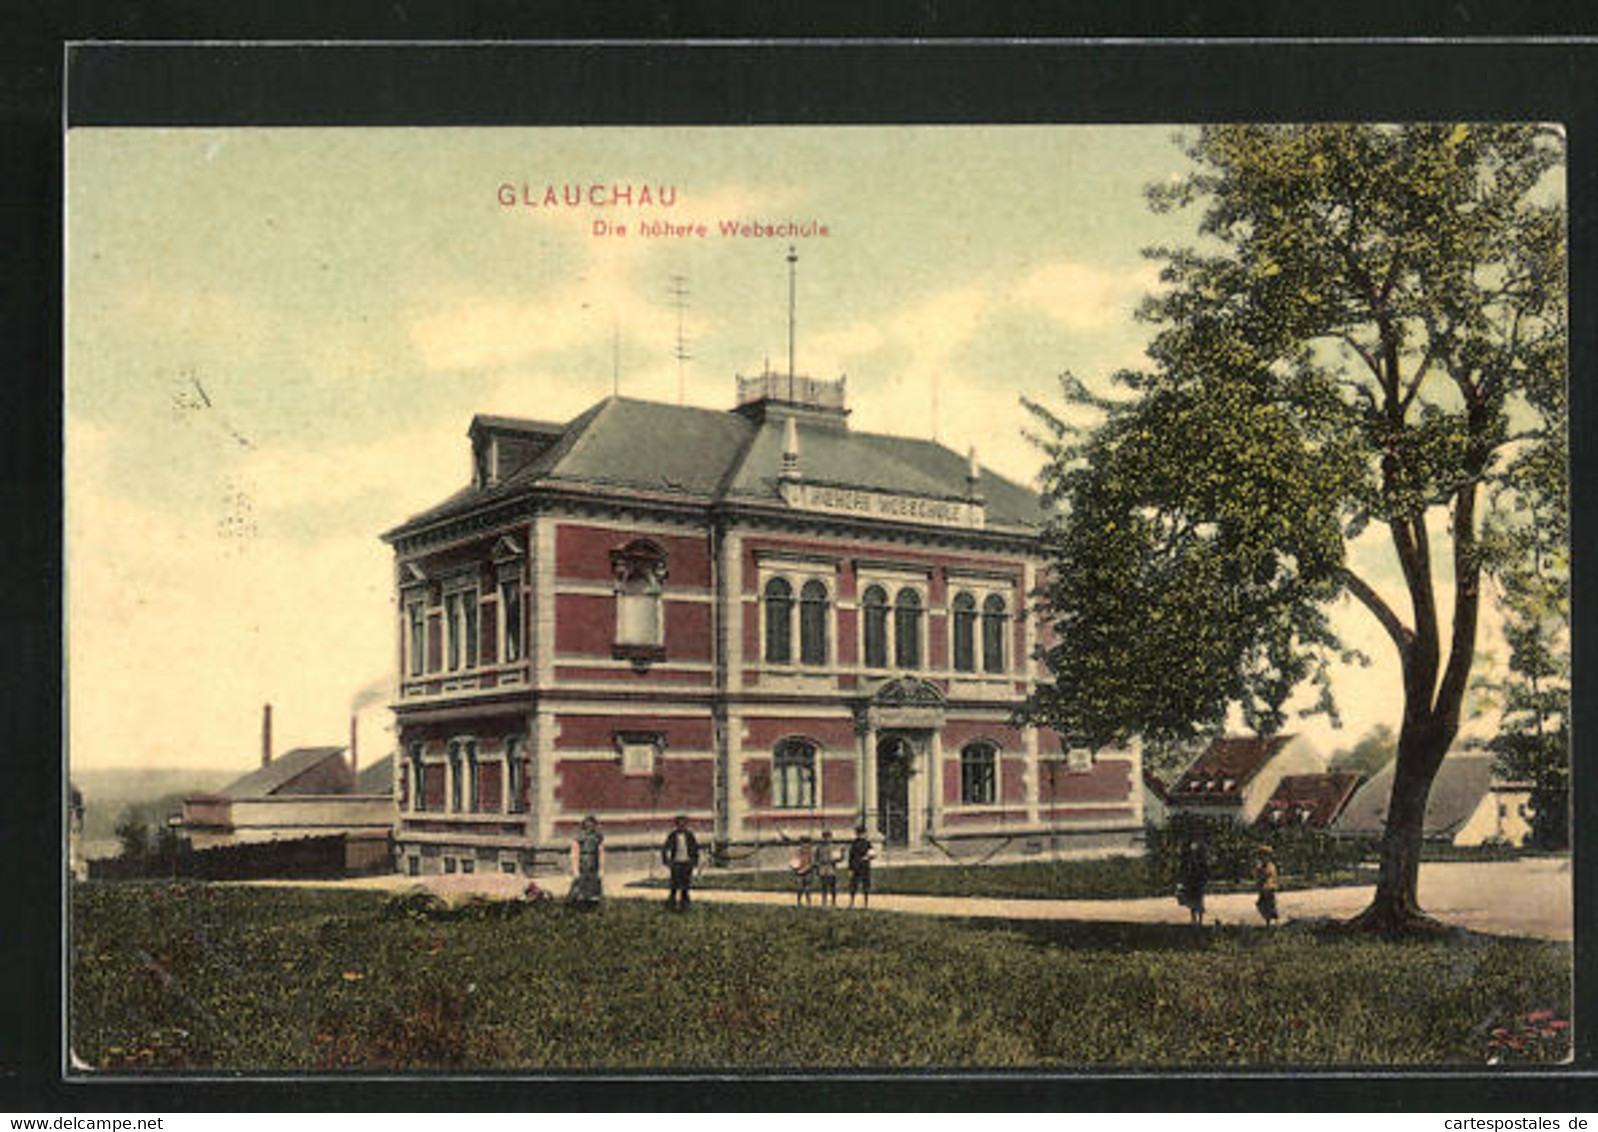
349, 674, 393, 713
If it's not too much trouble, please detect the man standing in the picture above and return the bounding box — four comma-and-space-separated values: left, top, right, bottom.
846, 823, 874, 909
662, 813, 700, 911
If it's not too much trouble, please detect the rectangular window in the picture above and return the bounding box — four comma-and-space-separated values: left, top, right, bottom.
445, 587, 479, 671
506, 737, 526, 813
449, 741, 465, 812
501, 580, 522, 662
407, 603, 425, 677
408, 856, 419, 876
500, 861, 516, 875
444, 857, 457, 874
446, 593, 462, 671
461, 858, 475, 874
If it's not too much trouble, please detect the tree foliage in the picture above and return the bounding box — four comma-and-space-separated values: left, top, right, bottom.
1024, 124, 1566, 931
114, 812, 151, 860
1328, 723, 1398, 779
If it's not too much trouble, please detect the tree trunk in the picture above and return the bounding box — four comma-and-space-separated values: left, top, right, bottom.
1347, 719, 1455, 937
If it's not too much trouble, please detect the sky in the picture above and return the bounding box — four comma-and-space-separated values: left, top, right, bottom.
65, 125, 1525, 775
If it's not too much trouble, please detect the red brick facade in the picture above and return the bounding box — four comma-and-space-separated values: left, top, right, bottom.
384, 386, 1142, 876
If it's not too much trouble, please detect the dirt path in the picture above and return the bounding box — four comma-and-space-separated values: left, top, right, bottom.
608, 857, 1572, 940
237, 857, 1571, 941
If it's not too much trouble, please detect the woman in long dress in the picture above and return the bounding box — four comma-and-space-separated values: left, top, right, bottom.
569, 814, 605, 907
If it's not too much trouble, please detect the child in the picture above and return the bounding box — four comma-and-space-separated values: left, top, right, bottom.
1255, 844, 1279, 926
814, 830, 840, 907
791, 835, 816, 906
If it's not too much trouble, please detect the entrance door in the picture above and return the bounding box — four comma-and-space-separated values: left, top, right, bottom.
877, 734, 913, 847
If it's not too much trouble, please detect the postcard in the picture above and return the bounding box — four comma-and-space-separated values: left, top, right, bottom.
62, 51, 1573, 1083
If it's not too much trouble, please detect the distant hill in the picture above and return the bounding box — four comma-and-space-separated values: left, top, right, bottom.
72, 767, 235, 852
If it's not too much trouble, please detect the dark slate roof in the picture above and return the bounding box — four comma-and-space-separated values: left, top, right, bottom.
385, 394, 1045, 540
352, 753, 395, 796
1170, 735, 1292, 799
1256, 772, 1362, 829
1332, 754, 1494, 838
216, 747, 348, 799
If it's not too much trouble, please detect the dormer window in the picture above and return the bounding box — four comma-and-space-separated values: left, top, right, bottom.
611, 539, 667, 662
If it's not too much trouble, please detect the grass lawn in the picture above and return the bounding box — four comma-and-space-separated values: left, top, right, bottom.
71, 882, 1569, 1071
632, 857, 1371, 901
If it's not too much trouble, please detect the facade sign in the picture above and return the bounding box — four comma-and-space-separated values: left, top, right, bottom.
781, 481, 985, 530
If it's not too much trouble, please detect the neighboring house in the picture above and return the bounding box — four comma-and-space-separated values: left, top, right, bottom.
1256, 772, 1362, 830
1332, 754, 1532, 847
1141, 769, 1172, 827
69, 783, 86, 880
382, 372, 1144, 876
1166, 734, 1326, 824
181, 733, 394, 861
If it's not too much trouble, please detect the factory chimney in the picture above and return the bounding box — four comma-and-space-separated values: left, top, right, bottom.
261, 703, 273, 767
349, 715, 359, 778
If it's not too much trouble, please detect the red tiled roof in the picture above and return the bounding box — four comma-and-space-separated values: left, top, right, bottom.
1256, 772, 1363, 829
1170, 735, 1292, 798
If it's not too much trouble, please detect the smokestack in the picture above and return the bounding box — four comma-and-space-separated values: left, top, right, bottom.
261, 703, 272, 767
349, 714, 358, 777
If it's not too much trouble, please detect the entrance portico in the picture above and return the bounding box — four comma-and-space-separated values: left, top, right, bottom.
855, 677, 945, 848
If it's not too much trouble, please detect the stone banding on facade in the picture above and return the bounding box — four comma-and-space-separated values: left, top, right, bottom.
381, 375, 1143, 876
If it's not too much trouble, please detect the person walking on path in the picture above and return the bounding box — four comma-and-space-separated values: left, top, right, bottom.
1255, 843, 1280, 926
815, 830, 841, 907
847, 824, 875, 909
567, 814, 605, 908
791, 835, 816, 906
661, 814, 700, 911
1177, 839, 1211, 925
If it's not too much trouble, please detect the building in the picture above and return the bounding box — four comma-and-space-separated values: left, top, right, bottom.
69, 783, 86, 881
1166, 734, 1325, 824
1255, 772, 1362, 830
1332, 754, 1533, 847
1140, 769, 1172, 827
381, 373, 1143, 876
180, 707, 393, 869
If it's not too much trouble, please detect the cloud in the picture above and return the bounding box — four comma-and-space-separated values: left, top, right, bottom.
1012, 260, 1160, 334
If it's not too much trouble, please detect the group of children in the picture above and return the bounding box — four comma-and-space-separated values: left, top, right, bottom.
789, 826, 875, 908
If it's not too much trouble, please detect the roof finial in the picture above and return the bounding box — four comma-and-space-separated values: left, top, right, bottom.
781, 415, 801, 482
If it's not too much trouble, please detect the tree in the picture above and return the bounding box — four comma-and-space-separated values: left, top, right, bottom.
114, 811, 151, 860
1025, 125, 1565, 934
1328, 723, 1397, 779
1473, 437, 1569, 848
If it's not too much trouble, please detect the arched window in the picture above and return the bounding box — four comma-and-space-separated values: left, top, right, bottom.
800, 580, 829, 666
862, 585, 889, 668
612, 540, 667, 656
764, 577, 793, 663
952, 592, 977, 672
894, 588, 922, 669
982, 594, 1009, 673
960, 742, 997, 805
773, 738, 817, 809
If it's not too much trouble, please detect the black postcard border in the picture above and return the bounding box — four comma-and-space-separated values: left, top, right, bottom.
8, 29, 1597, 1113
